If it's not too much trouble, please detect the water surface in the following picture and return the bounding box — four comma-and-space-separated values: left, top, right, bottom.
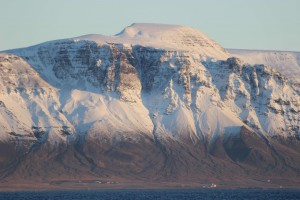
0, 189, 300, 200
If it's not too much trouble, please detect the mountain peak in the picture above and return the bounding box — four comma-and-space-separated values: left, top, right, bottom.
73, 23, 229, 59
116, 23, 208, 42
116, 23, 189, 37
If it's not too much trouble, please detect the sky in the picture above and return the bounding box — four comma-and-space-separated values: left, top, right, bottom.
0, 0, 300, 51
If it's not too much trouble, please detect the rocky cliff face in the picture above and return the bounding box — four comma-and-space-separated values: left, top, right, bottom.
0, 24, 299, 187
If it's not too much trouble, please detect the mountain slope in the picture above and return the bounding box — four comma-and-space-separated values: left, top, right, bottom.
0, 23, 300, 189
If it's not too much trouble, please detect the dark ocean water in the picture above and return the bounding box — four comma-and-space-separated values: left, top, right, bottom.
0, 189, 300, 200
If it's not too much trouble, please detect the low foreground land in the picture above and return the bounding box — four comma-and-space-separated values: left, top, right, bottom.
1, 177, 300, 192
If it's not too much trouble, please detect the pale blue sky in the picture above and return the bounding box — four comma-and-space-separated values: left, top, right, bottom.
1, 0, 300, 51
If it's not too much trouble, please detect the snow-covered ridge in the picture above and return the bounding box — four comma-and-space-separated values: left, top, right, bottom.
228, 49, 300, 84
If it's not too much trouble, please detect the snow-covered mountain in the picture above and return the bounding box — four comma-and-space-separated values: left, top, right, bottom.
0, 23, 300, 188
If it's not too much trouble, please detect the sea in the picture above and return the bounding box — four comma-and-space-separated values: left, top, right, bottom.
0, 189, 299, 200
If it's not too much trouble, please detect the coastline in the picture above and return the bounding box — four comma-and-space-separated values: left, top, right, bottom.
1, 178, 300, 192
